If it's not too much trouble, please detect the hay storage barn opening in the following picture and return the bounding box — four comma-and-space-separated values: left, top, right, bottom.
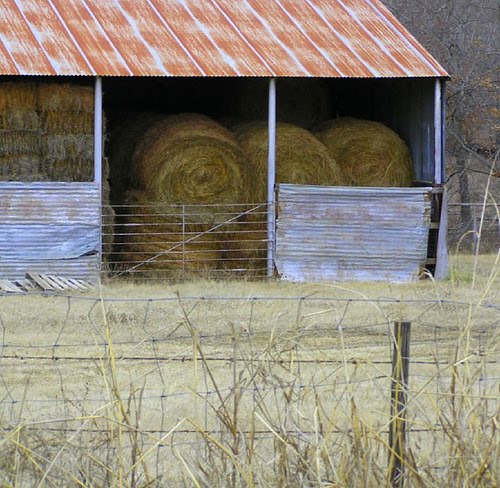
0, 0, 448, 285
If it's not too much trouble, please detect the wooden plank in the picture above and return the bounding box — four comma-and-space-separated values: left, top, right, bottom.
0, 279, 24, 293
74, 278, 93, 291
26, 272, 56, 291
15, 278, 37, 292
67, 278, 90, 291
52, 276, 81, 291
44, 275, 69, 291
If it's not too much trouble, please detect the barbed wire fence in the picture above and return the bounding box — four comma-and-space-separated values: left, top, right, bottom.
0, 291, 498, 486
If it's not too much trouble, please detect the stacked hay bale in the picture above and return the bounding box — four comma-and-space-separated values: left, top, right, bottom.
37, 83, 95, 181
315, 117, 413, 187
115, 113, 250, 276
234, 121, 348, 267
0, 83, 42, 180
0, 81, 97, 182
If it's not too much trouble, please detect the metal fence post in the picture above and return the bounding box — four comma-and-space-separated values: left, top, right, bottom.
388, 321, 411, 487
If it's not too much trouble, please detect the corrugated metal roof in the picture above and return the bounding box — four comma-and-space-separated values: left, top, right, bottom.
276, 184, 432, 282
0, 0, 447, 78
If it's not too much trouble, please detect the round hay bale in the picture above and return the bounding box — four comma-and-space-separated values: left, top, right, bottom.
132, 113, 249, 208
238, 78, 331, 128
117, 190, 226, 276
108, 113, 164, 204
315, 117, 414, 187
0, 82, 37, 111
234, 121, 348, 202
102, 176, 115, 264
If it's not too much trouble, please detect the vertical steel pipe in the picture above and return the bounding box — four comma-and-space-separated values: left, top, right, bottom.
267, 78, 277, 277
94, 76, 103, 272
434, 78, 449, 279
433, 78, 443, 185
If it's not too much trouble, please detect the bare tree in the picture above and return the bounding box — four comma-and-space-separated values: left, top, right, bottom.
385, 0, 499, 248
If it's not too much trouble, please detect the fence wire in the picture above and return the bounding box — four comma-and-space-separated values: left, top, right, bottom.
0, 291, 498, 486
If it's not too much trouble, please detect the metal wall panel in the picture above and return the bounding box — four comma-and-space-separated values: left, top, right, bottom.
276, 184, 431, 282
0, 182, 100, 281
0, 0, 447, 78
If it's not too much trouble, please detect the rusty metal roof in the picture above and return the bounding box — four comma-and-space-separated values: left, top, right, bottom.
0, 0, 447, 78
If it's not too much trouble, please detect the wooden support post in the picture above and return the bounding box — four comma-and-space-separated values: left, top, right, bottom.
388, 321, 411, 488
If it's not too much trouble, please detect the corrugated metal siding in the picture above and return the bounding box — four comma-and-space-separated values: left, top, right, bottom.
371, 78, 436, 182
0, 182, 100, 281
0, 0, 447, 78
276, 184, 431, 282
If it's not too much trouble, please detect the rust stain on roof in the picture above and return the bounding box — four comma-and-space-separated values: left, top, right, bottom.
0, 0, 448, 78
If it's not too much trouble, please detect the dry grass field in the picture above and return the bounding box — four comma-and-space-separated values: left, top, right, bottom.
0, 254, 498, 487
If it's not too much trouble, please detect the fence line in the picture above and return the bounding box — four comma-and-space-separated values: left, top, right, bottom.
0, 292, 498, 485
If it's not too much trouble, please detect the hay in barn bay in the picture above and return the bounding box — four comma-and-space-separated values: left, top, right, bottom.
0, 82, 37, 111
0, 109, 39, 131
0, 81, 99, 183
0, 155, 42, 181
44, 134, 94, 162
132, 113, 249, 208
37, 83, 94, 113
234, 121, 348, 202
40, 110, 94, 134
108, 113, 164, 204
0, 82, 94, 112
117, 190, 232, 275
102, 175, 115, 261
315, 117, 414, 187
238, 78, 331, 128
0, 131, 41, 156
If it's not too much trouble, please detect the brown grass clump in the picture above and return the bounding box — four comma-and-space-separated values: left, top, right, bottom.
235, 121, 348, 202
131, 114, 249, 206
315, 117, 414, 187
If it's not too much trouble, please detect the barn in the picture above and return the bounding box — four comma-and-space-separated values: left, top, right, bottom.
0, 0, 448, 285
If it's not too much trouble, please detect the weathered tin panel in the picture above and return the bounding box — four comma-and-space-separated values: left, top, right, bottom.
276, 184, 431, 282
0, 0, 447, 78
0, 182, 100, 281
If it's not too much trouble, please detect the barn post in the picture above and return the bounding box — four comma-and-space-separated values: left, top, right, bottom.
434, 78, 448, 279
94, 76, 103, 274
267, 77, 277, 277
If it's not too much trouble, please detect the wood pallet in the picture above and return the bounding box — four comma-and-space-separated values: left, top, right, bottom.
0, 272, 94, 293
